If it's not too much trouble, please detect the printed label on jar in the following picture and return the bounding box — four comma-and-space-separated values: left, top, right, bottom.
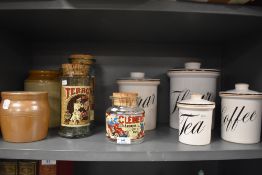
106, 113, 145, 142
61, 86, 91, 127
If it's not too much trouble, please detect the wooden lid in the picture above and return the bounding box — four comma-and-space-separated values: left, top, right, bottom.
62, 64, 89, 76
69, 54, 95, 65
112, 92, 138, 107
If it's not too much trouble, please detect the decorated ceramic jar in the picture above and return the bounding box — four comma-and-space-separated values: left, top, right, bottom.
177, 94, 215, 145
117, 72, 160, 130
167, 62, 220, 129
106, 92, 145, 144
0, 92, 50, 143
220, 83, 262, 144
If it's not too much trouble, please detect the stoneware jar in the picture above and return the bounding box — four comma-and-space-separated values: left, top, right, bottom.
0, 92, 50, 143
220, 83, 262, 144
177, 94, 215, 145
167, 62, 220, 129
117, 72, 160, 130
24, 70, 60, 128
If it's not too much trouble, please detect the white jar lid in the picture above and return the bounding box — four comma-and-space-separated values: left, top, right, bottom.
220, 83, 262, 99
177, 93, 215, 109
167, 62, 220, 78
117, 72, 160, 86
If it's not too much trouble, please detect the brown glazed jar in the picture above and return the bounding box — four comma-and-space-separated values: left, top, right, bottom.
0, 92, 50, 143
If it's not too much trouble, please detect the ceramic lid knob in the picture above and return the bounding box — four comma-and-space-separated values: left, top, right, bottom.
185, 62, 201, 69
235, 83, 249, 91
130, 72, 145, 79
191, 93, 202, 100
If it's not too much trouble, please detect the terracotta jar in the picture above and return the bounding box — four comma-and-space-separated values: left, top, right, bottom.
0, 92, 50, 143
24, 70, 61, 128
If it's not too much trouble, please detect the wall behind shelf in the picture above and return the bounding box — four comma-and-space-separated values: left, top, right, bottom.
30, 41, 222, 124
0, 31, 30, 92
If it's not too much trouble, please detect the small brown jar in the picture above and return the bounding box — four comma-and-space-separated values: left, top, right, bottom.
0, 92, 50, 143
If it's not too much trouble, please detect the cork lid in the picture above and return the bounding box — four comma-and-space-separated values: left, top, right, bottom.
177, 93, 215, 109
69, 54, 96, 65
219, 83, 262, 99
62, 64, 89, 76
167, 62, 220, 78
117, 72, 160, 86
111, 92, 138, 107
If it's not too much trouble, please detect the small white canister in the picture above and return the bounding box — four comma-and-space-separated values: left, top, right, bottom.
167, 62, 220, 129
117, 72, 160, 130
177, 94, 215, 145
220, 83, 262, 144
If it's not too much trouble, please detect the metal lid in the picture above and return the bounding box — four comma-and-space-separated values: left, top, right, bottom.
177, 94, 215, 109
167, 62, 220, 78
219, 83, 262, 99
117, 72, 160, 86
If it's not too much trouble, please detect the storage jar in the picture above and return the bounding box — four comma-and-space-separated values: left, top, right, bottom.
117, 72, 160, 130
69, 54, 96, 127
167, 62, 220, 129
59, 64, 92, 138
0, 92, 50, 143
177, 94, 215, 145
220, 83, 262, 144
106, 92, 145, 144
24, 70, 60, 128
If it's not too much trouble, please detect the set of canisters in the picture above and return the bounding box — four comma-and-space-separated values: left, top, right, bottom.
167, 62, 262, 145
109, 62, 262, 145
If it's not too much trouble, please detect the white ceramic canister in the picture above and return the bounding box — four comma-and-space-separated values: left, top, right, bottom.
220, 83, 262, 144
117, 72, 160, 130
177, 94, 215, 145
167, 62, 220, 129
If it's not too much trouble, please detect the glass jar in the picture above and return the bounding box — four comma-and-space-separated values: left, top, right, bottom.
106, 92, 145, 144
59, 64, 92, 138
69, 54, 96, 127
24, 70, 60, 128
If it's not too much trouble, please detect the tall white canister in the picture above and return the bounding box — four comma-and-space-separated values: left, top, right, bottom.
167, 62, 220, 129
117, 72, 160, 130
177, 94, 215, 145
220, 83, 262, 144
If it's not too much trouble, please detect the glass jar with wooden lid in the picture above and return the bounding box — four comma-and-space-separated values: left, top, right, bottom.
106, 92, 145, 144
59, 64, 92, 138
69, 54, 96, 128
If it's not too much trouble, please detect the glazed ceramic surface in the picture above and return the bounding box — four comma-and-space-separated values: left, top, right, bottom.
117, 72, 160, 130
167, 62, 220, 129
177, 94, 215, 145
220, 83, 262, 144
0, 92, 50, 143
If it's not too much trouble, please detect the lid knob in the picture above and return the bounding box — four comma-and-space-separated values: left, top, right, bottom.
185, 62, 201, 69
191, 93, 203, 100
235, 83, 249, 91
130, 72, 145, 79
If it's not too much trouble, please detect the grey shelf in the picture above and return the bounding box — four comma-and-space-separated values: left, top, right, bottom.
0, 126, 262, 161
0, 0, 261, 17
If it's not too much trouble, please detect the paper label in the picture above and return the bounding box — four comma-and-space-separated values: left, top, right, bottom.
117, 137, 131, 144
61, 86, 91, 127
106, 113, 145, 142
41, 160, 56, 165
3, 99, 10, 109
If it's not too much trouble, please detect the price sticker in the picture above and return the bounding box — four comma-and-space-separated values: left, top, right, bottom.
41, 160, 56, 165
117, 137, 131, 144
3, 99, 10, 110
62, 80, 67, 86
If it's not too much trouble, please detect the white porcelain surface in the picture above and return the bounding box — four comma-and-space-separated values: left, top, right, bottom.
177, 94, 215, 145
167, 62, 220, 129
117, 72, 160, 130
220, 83, 262, 144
